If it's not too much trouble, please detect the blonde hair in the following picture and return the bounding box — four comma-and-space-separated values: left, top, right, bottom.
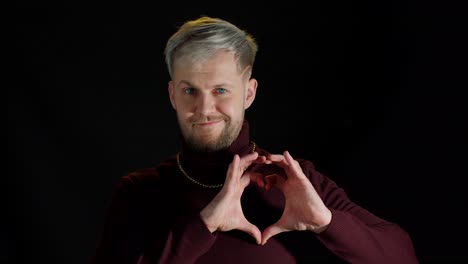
164, 16, 258, 78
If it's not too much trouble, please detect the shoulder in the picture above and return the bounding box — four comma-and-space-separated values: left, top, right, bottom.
116, 154, 179, 192
294, 158, 344, 199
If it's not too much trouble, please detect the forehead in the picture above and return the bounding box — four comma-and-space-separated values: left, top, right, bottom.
172, 51, 241, 79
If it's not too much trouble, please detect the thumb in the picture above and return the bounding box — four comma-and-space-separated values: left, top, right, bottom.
238, 219, 262, 245
261, 223, 287, 245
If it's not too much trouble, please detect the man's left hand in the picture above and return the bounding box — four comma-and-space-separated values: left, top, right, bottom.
255, 151, 332, 245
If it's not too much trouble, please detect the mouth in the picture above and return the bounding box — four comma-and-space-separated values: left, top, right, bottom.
194, 120, 223, 127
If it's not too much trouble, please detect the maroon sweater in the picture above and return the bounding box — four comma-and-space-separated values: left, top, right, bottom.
90, 121, 418, 264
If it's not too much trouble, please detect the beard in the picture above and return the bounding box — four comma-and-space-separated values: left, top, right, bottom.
178, 114, 244, 153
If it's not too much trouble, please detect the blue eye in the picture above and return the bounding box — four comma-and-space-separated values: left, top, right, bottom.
184, 88, 195, 95
216, 88, 226, 94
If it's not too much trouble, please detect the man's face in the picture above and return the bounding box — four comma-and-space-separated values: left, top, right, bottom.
168, 51, 257, 152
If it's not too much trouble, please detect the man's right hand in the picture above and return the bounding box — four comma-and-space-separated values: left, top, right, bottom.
200, 152, 264, 244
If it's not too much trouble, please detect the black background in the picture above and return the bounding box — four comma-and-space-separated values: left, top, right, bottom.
12, 1, 467, 263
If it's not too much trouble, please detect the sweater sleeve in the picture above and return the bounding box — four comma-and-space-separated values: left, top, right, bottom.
300, 160, 419, 264
89, 175, 217, 264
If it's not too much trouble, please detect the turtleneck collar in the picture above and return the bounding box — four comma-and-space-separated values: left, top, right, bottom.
177, 120, 254, 185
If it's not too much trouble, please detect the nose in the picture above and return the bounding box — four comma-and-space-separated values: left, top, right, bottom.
196, 93, 216, 115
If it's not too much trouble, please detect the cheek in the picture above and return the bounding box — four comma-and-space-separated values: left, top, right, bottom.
174, 96, 194, 112
218, 98, 244, 116
174, 102, 193, 122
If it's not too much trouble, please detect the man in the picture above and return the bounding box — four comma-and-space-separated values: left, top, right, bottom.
90, 16, 418, 263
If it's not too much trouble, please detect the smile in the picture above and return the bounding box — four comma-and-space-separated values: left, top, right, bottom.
194, 120, 223, 127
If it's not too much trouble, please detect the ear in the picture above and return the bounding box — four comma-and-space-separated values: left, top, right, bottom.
244, 78, 258, 110
168, 81, 176, 110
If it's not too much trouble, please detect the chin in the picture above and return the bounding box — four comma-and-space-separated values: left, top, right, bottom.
180, 119, 241, 152
186, 133, 233, 152
197, 135, 223, 148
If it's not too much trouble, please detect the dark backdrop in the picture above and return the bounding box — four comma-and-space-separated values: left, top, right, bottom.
12, 1, 467, 263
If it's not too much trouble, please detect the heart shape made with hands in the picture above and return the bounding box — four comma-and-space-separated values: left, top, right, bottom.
199, 151, 332, 245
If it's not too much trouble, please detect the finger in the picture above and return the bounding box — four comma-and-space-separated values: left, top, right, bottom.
226, 154, 241, 181
238, 219, 262, 245
267, 154, 286, 163
266, 154, 290, 169
243, 155, 268, 173
284, 151, 298, 168
269, 160, 289, 170
255, 155, 273, 164
245, 172, 265, 188
261, 223, 287, 245
238, 152, 260, 172
283, 151, 305, 178
240, 172, 252, 189
268, 154, 284, 161
241, 151, 260, 162
253, 155, 267, 164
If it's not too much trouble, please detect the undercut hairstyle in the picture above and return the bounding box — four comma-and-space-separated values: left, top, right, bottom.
164, 16, 258, 78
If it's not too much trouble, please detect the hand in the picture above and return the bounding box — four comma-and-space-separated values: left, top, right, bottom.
200, 152, 266, 244
260, 151, 332, 245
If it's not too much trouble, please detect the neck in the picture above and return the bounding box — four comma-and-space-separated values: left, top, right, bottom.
178, 120, 252, 184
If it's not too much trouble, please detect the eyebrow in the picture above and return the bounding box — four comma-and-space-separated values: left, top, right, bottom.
177, 80, 231, 89
177, 80, 194, 88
